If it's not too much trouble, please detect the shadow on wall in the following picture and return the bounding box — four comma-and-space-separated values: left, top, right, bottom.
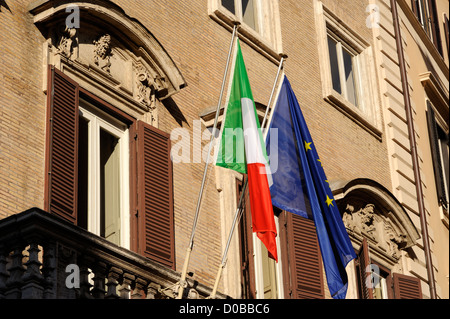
0, 0, 12, 13
163, 96, 190, 127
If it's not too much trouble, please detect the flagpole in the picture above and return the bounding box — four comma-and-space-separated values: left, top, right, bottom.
208, 54, 286, 299
176, 23, 239, 299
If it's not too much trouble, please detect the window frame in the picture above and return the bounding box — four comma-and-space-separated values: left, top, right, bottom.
45, 66, 175, 269
370, 262, 393, 300
426, 100, 450, 226
354, 238, 422, 299
326, 31, 362, 108
221, 0, 260, 33
411, 0, 443, 55
79, 103, 131, 249
314, 0, 382, 139
209, 0, 282, 59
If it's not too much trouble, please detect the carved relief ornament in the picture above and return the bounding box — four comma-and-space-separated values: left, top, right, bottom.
93, 34, 112, 73
343, 203, 407, 259
57, 26, 78, 59
135, 65, 167, 125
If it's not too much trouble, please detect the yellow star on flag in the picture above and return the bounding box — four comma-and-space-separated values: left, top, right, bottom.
326, 195, 334, 207
304, 141, 312, 152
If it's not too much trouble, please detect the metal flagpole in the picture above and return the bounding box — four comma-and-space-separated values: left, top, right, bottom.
208, 54, 287, 299
177, 23, 240, 299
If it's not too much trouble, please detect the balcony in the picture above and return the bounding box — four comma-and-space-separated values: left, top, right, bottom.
0, 208, 226, 299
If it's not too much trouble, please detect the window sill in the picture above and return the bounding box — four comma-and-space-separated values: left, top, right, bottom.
325, 91, 383, 140
209, 8, 282, 63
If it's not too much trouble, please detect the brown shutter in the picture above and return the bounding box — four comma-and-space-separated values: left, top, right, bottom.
426, 101, 447, 208
45, 66, 79, 224
286, 213, 324, 299
393, 273, 423, 299
137, 121, 175, 269
411, 0, 420, 19
357, 238, 373, 299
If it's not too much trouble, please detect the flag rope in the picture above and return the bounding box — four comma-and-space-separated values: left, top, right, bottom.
177, 23, 240, 299
208, 55, 286, 299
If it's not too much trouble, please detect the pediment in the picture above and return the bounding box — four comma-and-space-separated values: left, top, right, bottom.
332, 179, 421, 261
30, 0, 186, 121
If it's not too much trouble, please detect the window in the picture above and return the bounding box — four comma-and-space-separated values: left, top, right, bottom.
426, 101, 449, 220
355, 239, 422, 299
413, 0, 431, 34
411, 0, 443, 55
221, 0, 258, 31
45, 66, 175, 269
371, 265, 391, 299
327, 33, 360, 107
237, 180, 284, 299
315, 0, 382, 137
209, 0, 282, 56
78, 104, 130, 248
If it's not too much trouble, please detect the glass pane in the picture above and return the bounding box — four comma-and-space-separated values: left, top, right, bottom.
261, 243, 278, 299
327, 36, 341, 94
419, 0, 430, 33
78, 116, 89, 230
437, 126, 450, 201
342, 48, 358, 106
242, 0, 257, 31
222, 0, 236, 14
100, 129, 121, 245
372, 275, 388, 299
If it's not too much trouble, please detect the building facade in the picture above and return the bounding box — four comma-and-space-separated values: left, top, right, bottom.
0, 0, 448, 299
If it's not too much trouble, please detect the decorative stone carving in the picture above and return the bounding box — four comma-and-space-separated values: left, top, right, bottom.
359, 203, 378, 242
93, 34, 112, 73
135, 65, 167, 125
57, 26, 78, 59
384, 222, 407, 259
136, 66, 156, 108
343, 203, 407, 259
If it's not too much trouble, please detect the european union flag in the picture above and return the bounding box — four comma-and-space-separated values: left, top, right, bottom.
266, 76, 356, 299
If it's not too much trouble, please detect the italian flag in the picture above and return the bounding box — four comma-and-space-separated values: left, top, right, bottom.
216, 40, 278, 262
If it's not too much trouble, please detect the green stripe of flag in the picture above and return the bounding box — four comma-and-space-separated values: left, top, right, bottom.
216, 40, 268, 173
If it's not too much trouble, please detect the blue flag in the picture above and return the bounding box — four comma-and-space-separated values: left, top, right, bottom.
266, 76, 356, 299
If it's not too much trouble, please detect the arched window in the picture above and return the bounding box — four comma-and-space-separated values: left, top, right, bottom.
30, 0, 186, 269
333, 179, 423, 299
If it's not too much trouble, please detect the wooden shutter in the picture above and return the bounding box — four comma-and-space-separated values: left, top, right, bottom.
285, 213, 324, 299
137, 121, 175, 269
411, 0, 419, 18
393, 273, 423, 299
45, 66, 79, 224
357, 238, 373, 299
426, 101, 448, 207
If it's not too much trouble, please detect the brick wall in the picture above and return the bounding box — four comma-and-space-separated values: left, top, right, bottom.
0, 0, 46, 219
